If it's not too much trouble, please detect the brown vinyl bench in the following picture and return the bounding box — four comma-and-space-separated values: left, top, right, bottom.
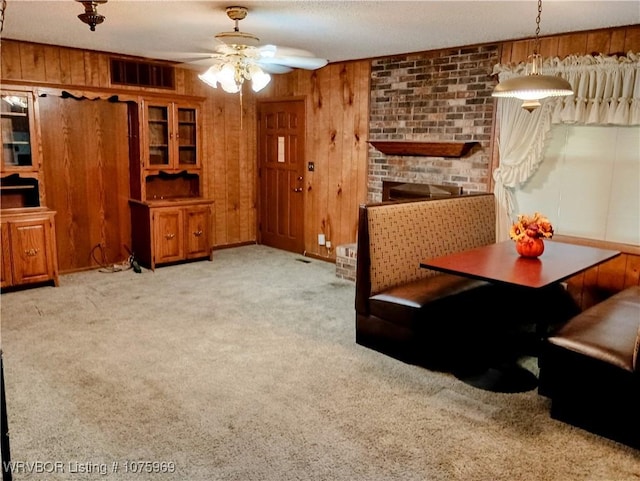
355, 194, 499, 366
539, 285, 640, 448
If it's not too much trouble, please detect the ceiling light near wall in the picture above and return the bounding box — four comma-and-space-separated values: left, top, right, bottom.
76, 0, 107, 31
492, 0, 573, 111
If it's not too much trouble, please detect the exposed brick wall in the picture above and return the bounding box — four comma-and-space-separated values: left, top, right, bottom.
368, 45, 500, 201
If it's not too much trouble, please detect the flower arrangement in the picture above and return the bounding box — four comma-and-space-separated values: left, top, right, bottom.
510, 212, 554, 242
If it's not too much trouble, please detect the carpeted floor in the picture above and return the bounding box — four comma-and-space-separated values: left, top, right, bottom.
1, 245, 638, 480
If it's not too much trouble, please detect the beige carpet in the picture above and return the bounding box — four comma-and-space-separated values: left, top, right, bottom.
1, 245, 638, 480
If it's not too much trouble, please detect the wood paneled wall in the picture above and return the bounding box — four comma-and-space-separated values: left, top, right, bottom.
38, 96, 130, 271
261, 62, 370, 258
0, 39, 261, 270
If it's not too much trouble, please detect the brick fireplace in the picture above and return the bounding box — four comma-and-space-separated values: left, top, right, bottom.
367, 44, 500, 202
337, 44, 500, 281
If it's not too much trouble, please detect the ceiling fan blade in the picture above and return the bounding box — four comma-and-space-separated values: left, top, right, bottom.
257, 56, 328, 71
256, 63, 293, 74
258, 45, 318, 59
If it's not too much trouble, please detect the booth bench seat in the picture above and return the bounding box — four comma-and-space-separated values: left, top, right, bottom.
355, 194, 498, 366
539, 285, 640, 448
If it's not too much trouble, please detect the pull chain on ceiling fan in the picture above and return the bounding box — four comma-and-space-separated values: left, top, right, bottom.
192, 6, 328, 94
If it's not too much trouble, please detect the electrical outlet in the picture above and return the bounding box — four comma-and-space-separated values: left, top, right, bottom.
326, 240, 332, 249
318, 234, 326, 246
308, 162, 315, 172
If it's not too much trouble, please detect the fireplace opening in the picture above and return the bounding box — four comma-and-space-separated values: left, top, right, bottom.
382, 181, 463, 201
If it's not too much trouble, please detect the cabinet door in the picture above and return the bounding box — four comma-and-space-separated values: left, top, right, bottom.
9, 218, 54, 285
153, 208, 184, 264
1, 222, 12, 287
176, 105, 199, 169
1, 91, 35, 172
145, 103, 171, 169
184, 207, 210, 259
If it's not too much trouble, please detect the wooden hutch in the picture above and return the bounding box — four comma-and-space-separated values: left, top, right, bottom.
1, 86, 59, 289
128, 97, 213, 270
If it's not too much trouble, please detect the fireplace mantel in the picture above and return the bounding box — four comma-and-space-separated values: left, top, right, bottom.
369, 140, 479, 158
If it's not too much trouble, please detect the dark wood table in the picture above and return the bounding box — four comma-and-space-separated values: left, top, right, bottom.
420, 240, 620, 289
420, 240, 620, 392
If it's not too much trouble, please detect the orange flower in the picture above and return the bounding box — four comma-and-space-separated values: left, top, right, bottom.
510, 212, 554, 241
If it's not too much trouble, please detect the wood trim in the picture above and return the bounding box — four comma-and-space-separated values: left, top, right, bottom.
1, 80, 205, 104
553, 235, 640, 256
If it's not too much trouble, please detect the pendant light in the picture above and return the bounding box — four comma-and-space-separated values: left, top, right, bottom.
75, 0, 107, 31
492, 0, 573, 111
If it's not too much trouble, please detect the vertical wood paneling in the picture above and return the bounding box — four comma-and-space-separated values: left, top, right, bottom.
39, 96, 130, 272
43, 45, 62, 83
1, 41, 22, 79
326, 64, 344, 254
210, 96, 229, 246
19, 42, 46, 81
557, 33, 588, 59
624, 27, 640, 52
57, 48, 72, 85
68, 49, 87, 85
586, 30, 612, 55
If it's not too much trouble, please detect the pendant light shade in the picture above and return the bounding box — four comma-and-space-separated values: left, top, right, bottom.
492, 0, 573, 110
492, 71, 573, 101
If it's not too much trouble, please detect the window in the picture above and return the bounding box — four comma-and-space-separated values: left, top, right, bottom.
515, 125, 640, 246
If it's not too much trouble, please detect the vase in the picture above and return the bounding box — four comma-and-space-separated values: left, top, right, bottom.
515, 237, 545, 258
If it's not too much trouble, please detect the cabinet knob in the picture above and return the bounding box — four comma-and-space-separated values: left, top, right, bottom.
25, 248, 39, 256
164, 233, 176, 240
193, 230, 203, 237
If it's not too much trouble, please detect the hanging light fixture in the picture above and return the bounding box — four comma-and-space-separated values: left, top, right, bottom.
75, 0, 107, 32
198, 51, 271, 94
492, 0, 573, 111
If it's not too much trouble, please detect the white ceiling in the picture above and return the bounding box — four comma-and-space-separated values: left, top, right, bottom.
2, 1, 639, 68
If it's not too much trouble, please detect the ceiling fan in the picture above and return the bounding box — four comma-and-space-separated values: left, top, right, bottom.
183, 6, 328, 93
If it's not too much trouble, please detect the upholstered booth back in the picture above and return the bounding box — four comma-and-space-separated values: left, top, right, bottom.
365, 194, 496, 295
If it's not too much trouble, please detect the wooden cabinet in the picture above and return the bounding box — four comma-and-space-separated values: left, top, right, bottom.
1, 208, 59, 289
128, 95, 212, 270
1, 88, 44, 209
142, 100, 200, 172
129, 199, 213, 270
1, 88, 58, 291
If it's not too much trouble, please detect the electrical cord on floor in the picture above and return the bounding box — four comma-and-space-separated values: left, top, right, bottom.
90, 244, 140, 273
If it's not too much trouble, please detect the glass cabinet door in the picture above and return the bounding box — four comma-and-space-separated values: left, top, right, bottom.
147, 105, 170, 167
1, 92, 33, 170
177, 107, 197, 167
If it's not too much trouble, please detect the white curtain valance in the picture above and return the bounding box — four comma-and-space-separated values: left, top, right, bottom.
492, 51, 640, 126
491, 51, 640, 240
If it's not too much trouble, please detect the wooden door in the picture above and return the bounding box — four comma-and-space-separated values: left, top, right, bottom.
153, 208, 183, 264
9, 218, 53, 285
184, 206, 210, 259
258, 100, 305, 253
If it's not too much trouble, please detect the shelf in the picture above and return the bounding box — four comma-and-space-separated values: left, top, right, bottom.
369, 140, 479, 158
1, 185, 36, 190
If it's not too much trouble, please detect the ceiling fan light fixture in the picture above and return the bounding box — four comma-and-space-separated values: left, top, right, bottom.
198, 59, 271, 94
248, 65, 271, 92
492, 0, 573, 109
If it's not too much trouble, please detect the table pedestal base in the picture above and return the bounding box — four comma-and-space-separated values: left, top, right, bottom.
454, 362, 538, 393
